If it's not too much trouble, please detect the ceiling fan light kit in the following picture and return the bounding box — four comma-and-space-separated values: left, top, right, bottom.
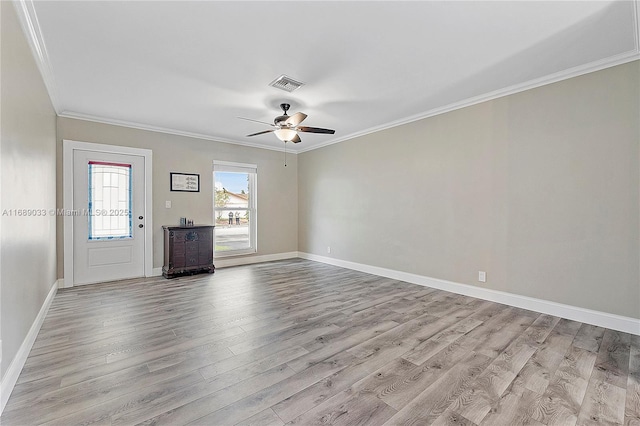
274, 128, 297, 142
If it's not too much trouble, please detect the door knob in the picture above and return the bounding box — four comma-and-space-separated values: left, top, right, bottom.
138, 224, 144, 228
139, 216, 144, 220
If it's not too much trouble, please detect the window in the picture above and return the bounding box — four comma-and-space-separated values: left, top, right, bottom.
213, 161, 257, 256
88, 161, 132, 240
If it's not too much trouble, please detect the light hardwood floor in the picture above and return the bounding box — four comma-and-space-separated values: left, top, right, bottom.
1, 259, 638, 425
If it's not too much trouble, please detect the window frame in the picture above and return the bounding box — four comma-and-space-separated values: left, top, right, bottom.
213, 160, 257, 257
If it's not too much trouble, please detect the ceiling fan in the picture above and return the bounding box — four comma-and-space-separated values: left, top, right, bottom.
239, 103, 335, 144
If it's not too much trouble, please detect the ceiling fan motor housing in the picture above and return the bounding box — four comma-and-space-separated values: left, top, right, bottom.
274, 103, 291, 126
274, 116, 289, 126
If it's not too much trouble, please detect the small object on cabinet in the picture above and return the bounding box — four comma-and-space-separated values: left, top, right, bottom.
162, 225, 215, 278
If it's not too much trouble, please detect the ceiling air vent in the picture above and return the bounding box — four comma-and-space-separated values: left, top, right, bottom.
269, 75, 305, 92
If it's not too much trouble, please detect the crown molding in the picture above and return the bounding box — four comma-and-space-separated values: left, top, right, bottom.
15, 0, 640, 157
296, 50, 640, 154
635, 1, 640, 52
58, 111, 297, 154
58, 41, 639, 157
12, 0, 61, 113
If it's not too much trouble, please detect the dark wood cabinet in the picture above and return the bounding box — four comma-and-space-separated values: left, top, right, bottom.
162, 225, 215, 278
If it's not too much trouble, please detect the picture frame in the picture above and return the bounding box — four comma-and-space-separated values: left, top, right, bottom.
170, 172, 200, 192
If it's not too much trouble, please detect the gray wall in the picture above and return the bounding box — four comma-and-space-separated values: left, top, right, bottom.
1, 2, 57, 378
56, 118, 298, 275
299, 61, 640, 319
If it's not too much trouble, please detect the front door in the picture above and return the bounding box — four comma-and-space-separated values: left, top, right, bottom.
72, 149, 146, 285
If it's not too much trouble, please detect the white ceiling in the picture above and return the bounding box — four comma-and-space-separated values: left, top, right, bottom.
17, 1, 640, 153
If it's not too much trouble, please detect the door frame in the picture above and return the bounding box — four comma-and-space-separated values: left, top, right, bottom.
63, 140, 153, 287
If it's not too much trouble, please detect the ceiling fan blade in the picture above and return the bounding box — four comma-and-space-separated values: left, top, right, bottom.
238, 117, 277, 127
297, 126, 335, 134
291, 134, 301, 143
246, 129, 274, 137
285, 112, 307, 127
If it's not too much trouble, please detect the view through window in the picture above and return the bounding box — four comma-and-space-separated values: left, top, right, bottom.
213, 162, 257, 255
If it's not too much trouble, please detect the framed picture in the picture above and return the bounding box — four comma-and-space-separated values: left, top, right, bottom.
170, 172, 200, 192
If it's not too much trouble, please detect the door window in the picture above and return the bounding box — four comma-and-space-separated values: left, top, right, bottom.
88, 161, 132, 240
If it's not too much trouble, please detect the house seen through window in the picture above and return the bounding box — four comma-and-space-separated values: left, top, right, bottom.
213, 161, 257, 255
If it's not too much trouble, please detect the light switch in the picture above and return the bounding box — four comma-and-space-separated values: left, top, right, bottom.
165, 200, 171, 208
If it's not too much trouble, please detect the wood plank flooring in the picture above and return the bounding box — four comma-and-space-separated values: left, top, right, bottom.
1, 259, 638, 425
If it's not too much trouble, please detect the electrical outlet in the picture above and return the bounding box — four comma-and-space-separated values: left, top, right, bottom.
165, 200, 171, 208
478, 271, 487, 283
327, 246, 331, 254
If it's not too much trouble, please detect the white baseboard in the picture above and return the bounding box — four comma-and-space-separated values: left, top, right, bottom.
215, 251, 299, 269
1, 279, 58, 414
62, 270, 165, 286
298, 252, 640, 336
